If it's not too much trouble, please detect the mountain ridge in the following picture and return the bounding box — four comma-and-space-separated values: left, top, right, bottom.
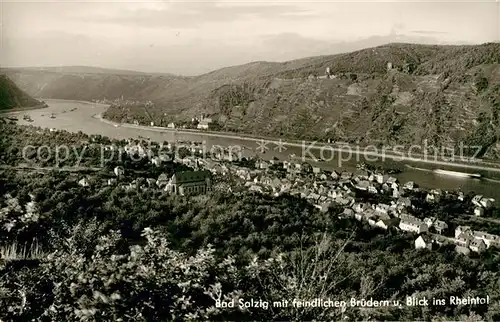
0, 75, 45, 111
3, 42, 500, 157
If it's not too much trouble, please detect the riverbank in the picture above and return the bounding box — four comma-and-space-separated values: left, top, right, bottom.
0, 103, 48, 115
95, 113, 500, 174
13, 98, 500, 202
9, 98, 500, 174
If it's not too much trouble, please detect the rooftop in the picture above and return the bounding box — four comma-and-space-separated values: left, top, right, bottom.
172, 170, 211, 184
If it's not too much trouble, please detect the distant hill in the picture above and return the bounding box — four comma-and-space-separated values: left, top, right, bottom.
0, 75, 44, 111
4, 42, 500, 157
0, 66, 175, 76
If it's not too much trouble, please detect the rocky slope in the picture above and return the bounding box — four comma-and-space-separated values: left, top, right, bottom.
2, 43, 500, 157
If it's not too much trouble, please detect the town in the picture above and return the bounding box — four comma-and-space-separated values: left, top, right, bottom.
49, 134, 500, 257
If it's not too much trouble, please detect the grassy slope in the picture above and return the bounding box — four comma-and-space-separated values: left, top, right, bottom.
0, 75, 43, 111
3, 42, 500, 156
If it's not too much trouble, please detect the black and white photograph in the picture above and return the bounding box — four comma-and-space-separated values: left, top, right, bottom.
0, 0, 500, 320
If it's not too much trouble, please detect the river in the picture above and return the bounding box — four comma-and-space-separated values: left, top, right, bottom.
7, 99, 500, 203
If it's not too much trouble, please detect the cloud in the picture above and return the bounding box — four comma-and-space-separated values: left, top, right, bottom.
74, 2, 315, 29
259, 33, 330, 55
410, 30, 448, 35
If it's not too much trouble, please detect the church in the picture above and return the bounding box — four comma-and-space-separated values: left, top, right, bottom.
166, 170, 212, 196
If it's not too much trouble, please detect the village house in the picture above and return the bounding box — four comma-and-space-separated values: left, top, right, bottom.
165, 170, 212, 196
146, 178, 157, 188
336, 197, 353, 207
432, 234, 449, 246
340, 172, 352, 181
375, 174, 389, 184
315, 202, 332, 213
151, 157, 162, 167
156, 173, 170, 188
355, 180, 370, 191
474, 207, 485, 217
330, 171, 340, 180
415, 235, 433, 250
397, 197, 412, 208
455, 233, 473, 248
480, 198, 494, 209
353, 170, 368, 181
197, 118, 213, 130
249, 184, 263, 193
472, 231, 500, 248
78, 178, 90, 187
472, 195, 483, 207
342, 208, 354, 217
256, 160, 270, 170
433, 220, 448, 235
307, 192, 321, 203
403, 181, 415, 190
376, 218, 399, 230
455, 226, 472, 238
424, 217, 435, 228
399, 216, 428, 234
375, 203, 391, 215
114, 166, 125, 177
399, 213, 413, 221
387, 177, 398, 188
167, 122, 176, 129
367, 217, 378, 227
469, 239, 487, 253
353, 202, 370, 213
425, 192, 440, 203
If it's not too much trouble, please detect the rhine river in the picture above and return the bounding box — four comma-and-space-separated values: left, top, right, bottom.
7, 99, 500, 203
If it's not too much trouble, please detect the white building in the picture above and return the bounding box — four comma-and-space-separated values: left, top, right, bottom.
415, 235, 433, 250
472, 195, 483, 208
470, 239, 486, 253
480, 198, 494, 209
151, 157, 162, 167
455, 233, 473, 247
399, 217, 428, 234
474, 207, 485, 217
455, 226, 472, 238
78, 178, 90, 187
472, 231, 500, 248
434, 220, 448, 235
197, 118, 213, 130
114, 166, 125, 177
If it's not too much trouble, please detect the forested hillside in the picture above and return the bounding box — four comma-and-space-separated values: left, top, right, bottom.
0, 75, 44, 111
1, 122, 500, 320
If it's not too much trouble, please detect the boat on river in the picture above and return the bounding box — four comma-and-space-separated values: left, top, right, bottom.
433, 169, 481, 179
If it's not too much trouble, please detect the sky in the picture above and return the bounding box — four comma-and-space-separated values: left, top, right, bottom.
1, 0, 499, 75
